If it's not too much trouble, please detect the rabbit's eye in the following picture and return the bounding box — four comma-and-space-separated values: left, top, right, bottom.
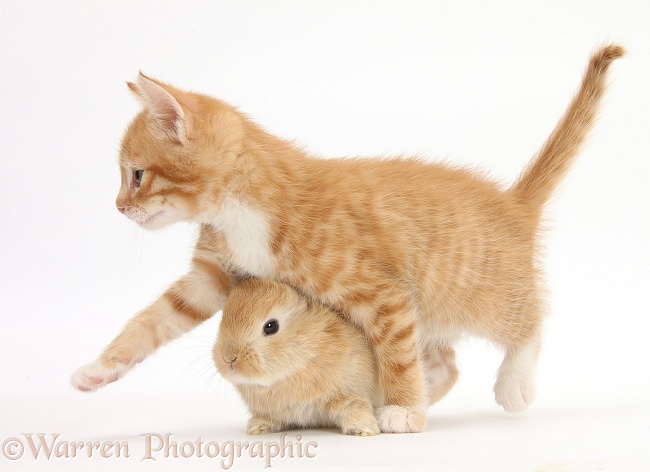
263, 319, 279, 336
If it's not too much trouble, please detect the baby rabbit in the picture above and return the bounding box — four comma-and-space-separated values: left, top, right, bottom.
213, 278, 382, 436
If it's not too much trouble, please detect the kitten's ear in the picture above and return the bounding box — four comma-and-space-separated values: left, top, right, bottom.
126, 80, 147, 106
129, 72, 189, 145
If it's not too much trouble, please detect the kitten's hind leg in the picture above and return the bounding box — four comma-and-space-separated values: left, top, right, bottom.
493, 335, 540, 412
422, 341, 459, 406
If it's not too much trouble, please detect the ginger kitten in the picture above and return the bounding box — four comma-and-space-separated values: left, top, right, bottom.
72, 45, 623, 433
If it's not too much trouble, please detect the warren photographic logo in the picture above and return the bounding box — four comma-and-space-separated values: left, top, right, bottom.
2, 433, 317, 469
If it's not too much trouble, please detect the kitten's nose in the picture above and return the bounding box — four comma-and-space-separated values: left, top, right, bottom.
117, 206, 126, 214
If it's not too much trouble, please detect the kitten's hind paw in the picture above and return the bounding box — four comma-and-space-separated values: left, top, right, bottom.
375, 405, 426, 433
494, 377, 536, 413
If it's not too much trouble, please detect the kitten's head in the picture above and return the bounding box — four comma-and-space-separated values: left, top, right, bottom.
116, 73, 244, 229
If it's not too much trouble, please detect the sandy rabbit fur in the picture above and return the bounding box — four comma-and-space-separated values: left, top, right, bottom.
214, 278, 383, 436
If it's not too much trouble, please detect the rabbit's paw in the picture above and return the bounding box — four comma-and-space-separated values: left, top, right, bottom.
342, 416, 380, 436
247, 416, 278, 435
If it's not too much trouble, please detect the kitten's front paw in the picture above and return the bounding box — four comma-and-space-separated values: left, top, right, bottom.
246, 417, 278, 435
375, 405, 426, 433
70, 357, 138, 393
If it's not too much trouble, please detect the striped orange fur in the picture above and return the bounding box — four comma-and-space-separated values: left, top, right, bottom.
71, 45, 623, 433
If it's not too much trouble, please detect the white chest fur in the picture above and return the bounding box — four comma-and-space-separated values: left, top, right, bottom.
213, 197, 275, 278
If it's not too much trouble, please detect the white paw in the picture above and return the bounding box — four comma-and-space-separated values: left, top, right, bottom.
70, 358, 138, 393
375, 405, 426, 433
494, 378, 536, 412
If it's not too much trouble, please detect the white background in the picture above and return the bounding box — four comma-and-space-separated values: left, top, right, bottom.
1, 1, 649, 471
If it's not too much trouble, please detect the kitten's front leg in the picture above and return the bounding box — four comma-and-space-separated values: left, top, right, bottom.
72, 228, 234, 392
351, 290, 428, 433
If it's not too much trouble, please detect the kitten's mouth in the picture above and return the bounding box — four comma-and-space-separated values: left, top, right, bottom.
139, 210, 165, 227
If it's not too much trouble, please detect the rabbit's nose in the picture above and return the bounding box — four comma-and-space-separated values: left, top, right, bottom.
226, 356, 238, 369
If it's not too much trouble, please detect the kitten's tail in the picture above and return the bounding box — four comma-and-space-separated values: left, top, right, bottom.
511, 44, 624, 209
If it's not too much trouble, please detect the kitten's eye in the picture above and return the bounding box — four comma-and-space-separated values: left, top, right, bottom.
263, 319, 279, 336
133, 169, 144, 186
